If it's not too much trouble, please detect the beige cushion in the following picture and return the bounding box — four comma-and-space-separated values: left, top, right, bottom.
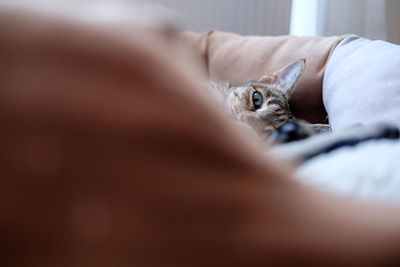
181, 30, 346, 123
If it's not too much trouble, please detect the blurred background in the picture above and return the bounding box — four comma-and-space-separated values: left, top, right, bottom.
148, 0, 400, 44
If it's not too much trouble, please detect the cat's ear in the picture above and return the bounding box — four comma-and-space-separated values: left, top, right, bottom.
258, 59, 305, 95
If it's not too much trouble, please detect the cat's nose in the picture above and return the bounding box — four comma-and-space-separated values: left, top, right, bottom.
268, 121, 312, 143
380, 125, 400, 139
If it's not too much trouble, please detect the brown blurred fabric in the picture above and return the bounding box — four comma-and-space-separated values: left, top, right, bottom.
1, 7, 400, 267
181, 30, 346, 123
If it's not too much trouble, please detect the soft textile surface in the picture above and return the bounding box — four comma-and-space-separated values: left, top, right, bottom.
181, 31, 345, 123
323, 35, 400, 132
296, 139, 400, 205
1, 6, 400, 266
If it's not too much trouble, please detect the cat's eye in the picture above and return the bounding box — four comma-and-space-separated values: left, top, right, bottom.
252, 91, 263, 110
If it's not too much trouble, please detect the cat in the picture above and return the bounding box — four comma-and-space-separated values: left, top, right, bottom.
209, 60, 400, 163
209, 59, 330, 142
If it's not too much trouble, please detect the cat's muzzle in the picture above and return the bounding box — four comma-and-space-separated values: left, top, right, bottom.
268, 120, 316, 144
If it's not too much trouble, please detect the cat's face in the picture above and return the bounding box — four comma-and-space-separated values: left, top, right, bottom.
226, 59, 305, 136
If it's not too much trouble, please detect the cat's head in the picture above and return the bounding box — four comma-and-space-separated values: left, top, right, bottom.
226, 59, 305, 136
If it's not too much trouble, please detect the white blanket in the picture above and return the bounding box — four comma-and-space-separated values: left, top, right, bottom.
296, 139, 400, 205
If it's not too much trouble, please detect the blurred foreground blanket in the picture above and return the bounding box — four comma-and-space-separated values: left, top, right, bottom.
1, 3, 400, 267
